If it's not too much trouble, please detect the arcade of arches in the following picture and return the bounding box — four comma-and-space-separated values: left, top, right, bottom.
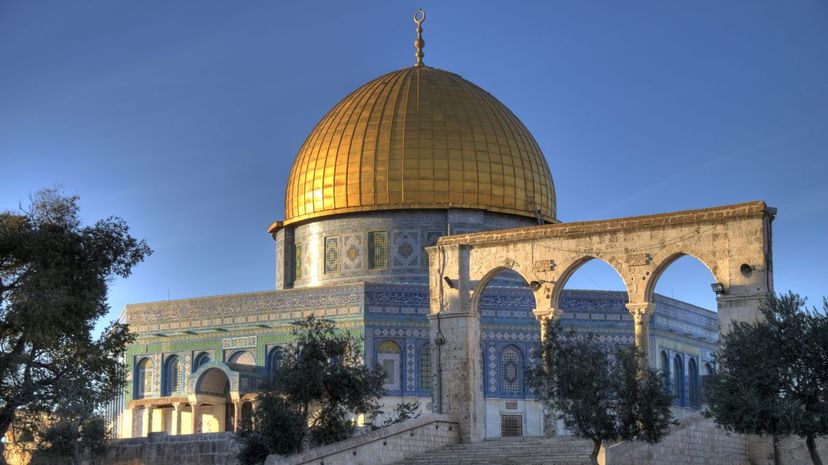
128, 363, 257, 437
427, 201, 774, 442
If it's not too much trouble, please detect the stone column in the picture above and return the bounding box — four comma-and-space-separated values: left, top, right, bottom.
427, 244, 485, 443
233, 400, 242, 432
625, 302, 655, 368
171, 403, 182, 435
190, 403, 200, 434
141, 405, 154, 437
532, 307, 556, 342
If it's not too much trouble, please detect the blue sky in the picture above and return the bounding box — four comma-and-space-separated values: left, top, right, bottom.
1, 1, 826, 332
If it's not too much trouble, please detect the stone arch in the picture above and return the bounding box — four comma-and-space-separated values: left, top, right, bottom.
227, 350, 256, 372
471, 265, 540, 318
644, 251, 722, 304
196, 368, 230, 396
552, 255, 630, 311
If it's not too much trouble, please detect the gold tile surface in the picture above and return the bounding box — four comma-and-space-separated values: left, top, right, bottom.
283, 66, 557, 225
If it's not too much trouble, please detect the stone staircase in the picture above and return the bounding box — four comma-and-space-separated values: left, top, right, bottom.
391, 436, 596, 465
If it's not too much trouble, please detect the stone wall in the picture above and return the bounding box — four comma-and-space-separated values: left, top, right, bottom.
265, 414, 459, 465
103, 432, 239, 465
601, 414, 750, 465
748, 434, 828, 465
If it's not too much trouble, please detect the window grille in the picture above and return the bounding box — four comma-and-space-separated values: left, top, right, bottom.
194, 352, 211, 371
294, 244, 303, 280
324, 237, 339, 273
378, 340, 401, 391
368, 232, 387, 269
136, 358, 153, 398
500, 415, 523, 437
500, 346, 522, 393
688, 358, 699, 406
673, 355, 683, 401
419, 346, 432, 390
164, 356, 181, 395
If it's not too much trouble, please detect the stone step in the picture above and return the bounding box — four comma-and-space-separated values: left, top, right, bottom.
391, 436, 595, 465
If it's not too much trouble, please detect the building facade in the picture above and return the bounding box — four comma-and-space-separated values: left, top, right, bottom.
112, 36, 719, 440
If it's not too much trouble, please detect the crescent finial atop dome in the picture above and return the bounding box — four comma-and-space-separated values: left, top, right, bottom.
413, 9, 426, 67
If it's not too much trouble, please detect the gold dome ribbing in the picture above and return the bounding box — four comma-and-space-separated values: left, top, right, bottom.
282, 66, 556, 225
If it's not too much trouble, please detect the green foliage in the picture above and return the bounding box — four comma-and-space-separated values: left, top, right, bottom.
366, 400, 422, 430
239, 394, 305, 464
705, 292, 828, 465
0, 189, 149, 452
239, 316, 385, 464
527, 318, 673, 465
382, 400, 421, 428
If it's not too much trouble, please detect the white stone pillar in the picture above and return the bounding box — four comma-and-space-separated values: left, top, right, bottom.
625, 302, 655, 368
190, 403, 200, 434
141, 406, 154, 437
171, 402, 182, 435
233, 400, 242, 432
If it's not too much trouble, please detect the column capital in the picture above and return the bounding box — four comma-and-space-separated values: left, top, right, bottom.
625, 302, 655, 321
172, 402, 183, 411
532, 307, 557, 322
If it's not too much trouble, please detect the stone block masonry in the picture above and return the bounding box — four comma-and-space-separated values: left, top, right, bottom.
103, 432, 240, 465
266, 414, 459, 465
601, 414, 749, 465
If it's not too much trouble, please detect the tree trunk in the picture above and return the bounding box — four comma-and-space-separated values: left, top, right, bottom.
807, 434, 823, 465
0, 404, 17, 441
71, 438, 82, 465
773, 434, 781, 465
590, 438, 602, 465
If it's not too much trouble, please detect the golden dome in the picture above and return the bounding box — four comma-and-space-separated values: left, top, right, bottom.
282, 66, 556, 226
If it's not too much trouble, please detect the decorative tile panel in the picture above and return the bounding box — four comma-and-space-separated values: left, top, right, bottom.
392, 231, 419, 268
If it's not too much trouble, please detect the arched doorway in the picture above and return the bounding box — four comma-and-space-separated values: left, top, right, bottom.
195, 368, 231, 433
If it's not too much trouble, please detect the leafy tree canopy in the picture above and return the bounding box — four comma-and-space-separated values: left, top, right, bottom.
0, 189, 149, 453
528, 318, 674, 465
705, 292, 828, 465
239, 316, 385, 464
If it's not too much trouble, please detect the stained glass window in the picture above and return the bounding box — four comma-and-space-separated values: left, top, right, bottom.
500, 346, 522, 393
688, 358, 699, 406
368, 232, 387, 269
672, 355, 683, 402
294, 244, 303, 280
324, 237, 339, 273
419, 346, 432, 390
136, 358, 153, 398
378, 340, 401, 391
163, 356, 181, 395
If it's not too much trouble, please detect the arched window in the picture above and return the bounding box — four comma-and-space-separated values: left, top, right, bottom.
267, 347, 282, 380
660, 351, 670, 394
500, 346, 524, 395
228, 350, 256, 372
377, 340, 402, 391
688, 358, 699, 406
419, 345, 432, 391
163, 356, 182, 396
672, 354, 683, 403
135, 358, 153, 398
193, 352, 211, 371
